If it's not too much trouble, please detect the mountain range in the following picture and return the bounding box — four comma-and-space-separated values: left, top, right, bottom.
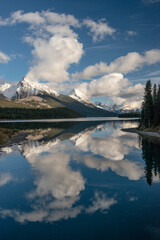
95, 102, 140, 114
0, 77, 117, 117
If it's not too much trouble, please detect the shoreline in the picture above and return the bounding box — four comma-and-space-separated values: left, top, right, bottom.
122, 128, 160, 138
0, 117, 139, 123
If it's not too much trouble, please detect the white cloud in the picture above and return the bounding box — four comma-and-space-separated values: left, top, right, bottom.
74, 132, 130, 162
72, 49, 160, 80
83, 18, 116, 42
72, 122, 144, 181
127, 31, 137, 36
78, 73, 129, 97
25, 36, 83, 82
0, 173, 13, 186
129, 196, 138, 201
75, 155, 144, 180
77, 73, 144, 108
0, 11, 44, 26
0, 51, 10, 63
0, 17, 9, 26
0, 10, 80, 27
11, 10, 45, 25
0, 139, 85, 223
145, 70, 160, 77
0, 10, 83, 84
0, 121, 144, 223
21, 144, 85, 199
86, 191, 117, 213
42, 11, 80, 27
0, 203, 82, 223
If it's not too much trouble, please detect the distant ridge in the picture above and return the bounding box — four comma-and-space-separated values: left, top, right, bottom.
0, 77, 117, 117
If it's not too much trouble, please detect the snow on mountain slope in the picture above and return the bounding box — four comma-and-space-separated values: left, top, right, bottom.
0, 83, 17, 99
120, 104, 139, 112
0, 78, 59, 99
70, 89, 96, 108
14, 78, 59, 99
95, 101, 140, 113
95, 102, 109, 110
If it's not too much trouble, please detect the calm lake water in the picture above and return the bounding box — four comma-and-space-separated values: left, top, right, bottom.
0, 120, 159, 240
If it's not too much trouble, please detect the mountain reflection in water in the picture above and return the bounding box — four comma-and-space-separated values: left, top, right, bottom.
0, 120, 159, 240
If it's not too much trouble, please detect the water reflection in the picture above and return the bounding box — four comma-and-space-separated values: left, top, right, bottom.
0, 120, 159, 225
141, 137, 160, 185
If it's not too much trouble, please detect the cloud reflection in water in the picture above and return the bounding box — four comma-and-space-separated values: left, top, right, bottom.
0, 120, 145, 223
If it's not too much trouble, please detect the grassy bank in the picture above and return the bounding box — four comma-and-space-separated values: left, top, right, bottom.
138, 125, 160, 134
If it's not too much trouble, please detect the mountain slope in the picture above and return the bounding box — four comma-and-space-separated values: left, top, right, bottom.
55, 94, 117, 117
0, 93, 7, 99
0, 98, 34, 108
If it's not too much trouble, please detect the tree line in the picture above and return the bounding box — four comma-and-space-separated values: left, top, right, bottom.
118, 112, 140, 118
0, 107, 83, 120
140, 80, 160, 128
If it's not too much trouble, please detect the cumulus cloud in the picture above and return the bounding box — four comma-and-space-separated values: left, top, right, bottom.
25, 36, 83, 82
78, 73, 128, 97
0, 51, 10, 63
77, 73, 144, 108
72, 49, 160, 80
83, 19, 115, 42
0, 11, 117, 84
0, 10, 83, 84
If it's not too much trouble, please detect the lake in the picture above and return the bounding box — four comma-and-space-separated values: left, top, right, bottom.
0, 119, 159, 240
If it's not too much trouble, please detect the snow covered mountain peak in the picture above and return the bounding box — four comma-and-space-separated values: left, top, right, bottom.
0, 77, 59, 99
70, 89, 96, 108
15, 77, 59, 99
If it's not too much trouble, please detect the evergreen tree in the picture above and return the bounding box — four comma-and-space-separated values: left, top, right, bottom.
154, 85, 160, 126
153, 84, 157, 117
141, 80, 154, 128
140, 101, 145, 126
141, 137, 160, 185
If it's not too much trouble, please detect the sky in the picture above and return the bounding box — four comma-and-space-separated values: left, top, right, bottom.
0, 0, 160, 108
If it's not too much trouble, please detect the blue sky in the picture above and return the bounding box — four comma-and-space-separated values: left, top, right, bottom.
0, 0, 160, 107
